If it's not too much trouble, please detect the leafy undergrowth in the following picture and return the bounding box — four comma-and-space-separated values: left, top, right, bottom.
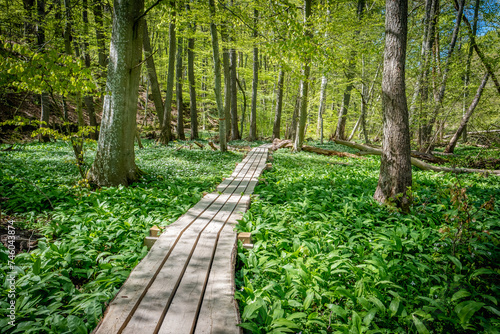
0, 140, 243, 333
236, 146, 500, 334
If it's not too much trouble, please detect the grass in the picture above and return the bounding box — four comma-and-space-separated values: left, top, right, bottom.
235, 147, 500, 334
0, 139, 243, 333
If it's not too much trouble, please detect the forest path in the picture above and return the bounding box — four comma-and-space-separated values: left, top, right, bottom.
93, 144, 272, 334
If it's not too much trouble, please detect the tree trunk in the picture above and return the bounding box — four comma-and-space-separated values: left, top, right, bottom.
208, 0, 226, 151
160, 14, 176, 145
453, 0, 500, 96
237, 77, 247, 137
82, 0, 98, 140
292, 0, 312, 152
221, 28, 231, 140
272, 69, 285, 140
374, 0, 412, 211
249, 8, 258, 141
445, 72, 489, 153
92, 0, 108, 70
143, 21, 165, 125
317, 75, 327, 144
36, 0, 50, 142
88, 0, 144, 186
176, 36, 185, 140
334, 0, 365, 140
187, 14, 198, 140
230, 48, 239, 140
420, 0, 465, 152
289, 93, 300, 140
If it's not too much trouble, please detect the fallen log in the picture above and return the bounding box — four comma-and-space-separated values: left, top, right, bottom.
194, 141, 204, 149
302, 145, 360, 158
271, 139, 359, 158
208, 141, 218, 151
334, 139, 500, 175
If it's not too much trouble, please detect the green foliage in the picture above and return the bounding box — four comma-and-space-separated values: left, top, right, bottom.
0, 140, 243, 333
236, 148, 500, 333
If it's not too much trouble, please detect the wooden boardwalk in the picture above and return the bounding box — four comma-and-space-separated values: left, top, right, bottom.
93, 144, 271, 334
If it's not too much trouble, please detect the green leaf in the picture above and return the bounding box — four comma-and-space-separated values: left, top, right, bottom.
67, 315, 87, 334
286, 312, 307, 320
272, 318, 300, 330
350, 310, 362, 334
455, 301, 484, 325
471, 268, 497, 278
303, 289, 314, 310
389, 298, 400, 317
328, 304, 348, 321
484, 306, 500, 317
412, 314, 429, 334
451, 289, 471, 302
446, 255, 462, 271
363, 307, 377, 327
242, 301, 261, 320
237, 322, 260, 332
33, 257, 41, 275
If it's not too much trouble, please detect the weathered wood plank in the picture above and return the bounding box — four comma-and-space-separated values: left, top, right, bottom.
193, 198, 251, 334
120, 194, 236, 334
157, 196, 241, 334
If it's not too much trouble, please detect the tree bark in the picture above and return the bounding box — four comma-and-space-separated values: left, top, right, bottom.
272, 69, 285, 140
209, 0, 226, 151
187, 10, 198, 140
143, 21, 164, 125
445, 72, 489, 153
82, 0, 98, 140
176, 35, 185, 140
249, 8, 258, 141
230, 48, 239, 140
160, 12, 176, 145
317, 75, 327, 144
292, 0, 312, 152
88, 0, 144, 186
374, 0, 412, 211
334, 0, 365, 140
221, 27, 231, 140
420, 0, 465, 152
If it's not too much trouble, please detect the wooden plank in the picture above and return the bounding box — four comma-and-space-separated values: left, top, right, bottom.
94, 193, 225, 334
217, 150, 260, 192
194, 206, 245, 334
120, 194, 235, 334
156, 195, 241, 334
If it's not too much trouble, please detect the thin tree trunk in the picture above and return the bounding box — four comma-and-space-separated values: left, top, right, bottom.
88, 0, 144, 186
143, 21, 164, 124
208, 0, 226, 151
334, 0, 365, 140
187, 7, 198, 139
221, 27, 231, 140
82, 0, 98, 139
421, 0, 465, 152
462, 0, 480, 142
236, 77, 247, 137
37, 0, 50, 142
176, 35, 185, 140
445, 72, 489, 153
230, 48, 239, 140
317, 75, 327, 144
160, 10, 176, 145
453, 0, 500, 96
272, 69, 285, 140
249, 8, 258, 141
93, 0, 107, 70
289, 93, 300, 140
374, 0, 412, 211
293, 0, 312, 152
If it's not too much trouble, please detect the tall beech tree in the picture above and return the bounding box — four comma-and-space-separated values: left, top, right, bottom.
292, 0, 312, 152
160, 2, 176, 145
209, 0, 227, 151
88, 0, 144, 186
374, 0, 412, 211
143, 21, 165, 124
